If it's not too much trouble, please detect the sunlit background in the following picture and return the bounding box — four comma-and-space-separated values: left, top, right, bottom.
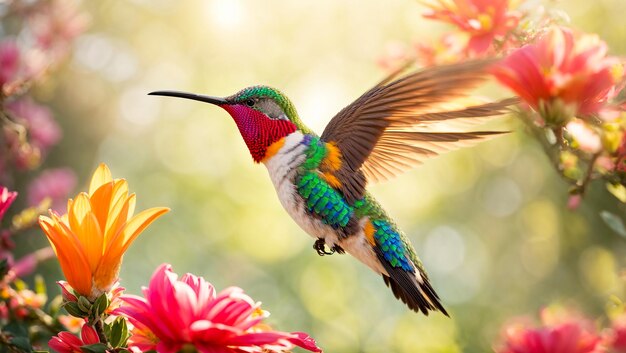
15, 0, 626, 351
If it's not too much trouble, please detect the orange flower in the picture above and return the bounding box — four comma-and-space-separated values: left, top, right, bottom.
39, 163, 169, 299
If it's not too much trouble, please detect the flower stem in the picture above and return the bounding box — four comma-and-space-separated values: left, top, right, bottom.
31, 307, 62, 335
94, 318, 110, 347
518, 112, 567, 179
0, 329, 29, 353
577, 152, 600, 196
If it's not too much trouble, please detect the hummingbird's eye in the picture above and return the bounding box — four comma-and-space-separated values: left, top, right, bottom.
245, 99, 255, 107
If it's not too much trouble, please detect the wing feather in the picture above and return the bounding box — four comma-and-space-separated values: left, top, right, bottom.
320, 59, 517, 201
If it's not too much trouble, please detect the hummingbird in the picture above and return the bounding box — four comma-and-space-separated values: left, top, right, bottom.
150, 60, 516, 316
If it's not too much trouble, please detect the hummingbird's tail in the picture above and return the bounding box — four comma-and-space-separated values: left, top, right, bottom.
375, 247, 448, 316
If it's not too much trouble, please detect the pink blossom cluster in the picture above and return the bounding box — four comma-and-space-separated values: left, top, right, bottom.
492, 25, 625, 207
378, 0, 531, 69
0, 1, 86, 351
0, 0, 82, 289
1, 0, 85, 188
380, 0, 626, 208
496, 307, 626, 353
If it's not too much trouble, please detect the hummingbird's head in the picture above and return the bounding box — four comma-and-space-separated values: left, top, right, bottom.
150, 85, 307, 163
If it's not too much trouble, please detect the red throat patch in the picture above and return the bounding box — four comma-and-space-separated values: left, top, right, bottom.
221, 104, 297, 162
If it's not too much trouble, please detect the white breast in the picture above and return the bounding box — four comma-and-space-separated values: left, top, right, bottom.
263, 132, 339, 246
263, 132, 385, 275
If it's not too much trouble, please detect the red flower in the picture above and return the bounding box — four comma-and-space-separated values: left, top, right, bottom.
48, 325, 100, 353
493, 27, 623, 125
114, 264, 322, 353
608, 314, 626, 352
496, 308, 604, 353
419, 0, 519, 54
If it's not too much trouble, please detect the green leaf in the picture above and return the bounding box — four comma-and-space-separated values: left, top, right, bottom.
9, 336, 33, 353
77, 296, 92, 313
4, 322, 29, 337
600, 210, 626, 237
93, 293, 110, 317
79, 343, 110, 353
107, 317, 129, 348
35, 275, 46, 295
64, 302, 87, 318
48, 295, 64, 317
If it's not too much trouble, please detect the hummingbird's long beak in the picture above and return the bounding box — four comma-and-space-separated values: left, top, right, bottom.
148, 90, 227, 105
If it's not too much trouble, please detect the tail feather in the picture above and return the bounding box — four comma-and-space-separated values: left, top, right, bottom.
375, 247, 448, 316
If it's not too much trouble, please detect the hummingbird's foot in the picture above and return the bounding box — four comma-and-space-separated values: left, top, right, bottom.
332, 244, 345, 254
313, 238, 335, 256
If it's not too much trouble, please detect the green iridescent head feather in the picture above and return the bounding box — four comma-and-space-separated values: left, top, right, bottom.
227, 85, 314, 134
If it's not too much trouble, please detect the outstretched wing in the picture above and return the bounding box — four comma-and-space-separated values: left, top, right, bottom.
320, 60, 517, 202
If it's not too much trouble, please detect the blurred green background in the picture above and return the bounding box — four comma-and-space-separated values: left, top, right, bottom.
18, 0, 626, 351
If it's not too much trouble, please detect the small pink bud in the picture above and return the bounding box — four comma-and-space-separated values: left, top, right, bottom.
80, 325, 100, 345
57, 281, 78, 302
568, 194, 582, 210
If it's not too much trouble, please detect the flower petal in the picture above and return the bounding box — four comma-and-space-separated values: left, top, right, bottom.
89, 163, 112, 195
39, 216, 92, 296
80, 325, 100, 345
80, 212, 104, 273
89, 181, 113, 231
106, 207, 170, 261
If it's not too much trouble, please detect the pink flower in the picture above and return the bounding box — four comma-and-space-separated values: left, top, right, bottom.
105, 282, 126, 314
415, 33, 467, 66
6, 97, 61, 152
0, 40, 20, 90
27, 168, 77, 213
419, 0, 519, 54
0, 186, 18, 223
493, 27, 624, 125
114, 264, 322, 353
49, 325, 100, 353
11, 247, 54, 278
496, 307, 604, 353
28, 0, 89, 64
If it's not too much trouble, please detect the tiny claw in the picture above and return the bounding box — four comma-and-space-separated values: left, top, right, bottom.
332, 245, 345, 254
313, 238, 335, 256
